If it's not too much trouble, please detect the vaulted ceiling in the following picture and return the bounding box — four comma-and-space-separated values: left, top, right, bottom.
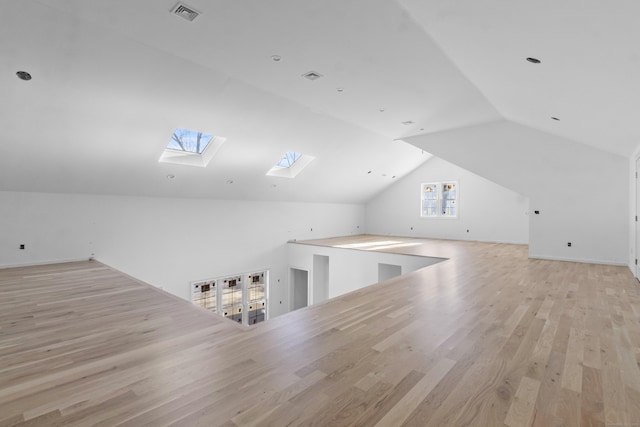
2, 0, 638, 202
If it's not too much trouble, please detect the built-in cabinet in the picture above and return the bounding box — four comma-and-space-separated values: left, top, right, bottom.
191, 270, 268, 325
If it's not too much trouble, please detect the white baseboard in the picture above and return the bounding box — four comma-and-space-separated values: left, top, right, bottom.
0, 257, 91, 269
528, 254, 627, 267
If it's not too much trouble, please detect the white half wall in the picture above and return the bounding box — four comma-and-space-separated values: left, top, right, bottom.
287, 242, 443, 301
404, 120, 628, 265
366, 156, 529, 244
0, 191, 364, 318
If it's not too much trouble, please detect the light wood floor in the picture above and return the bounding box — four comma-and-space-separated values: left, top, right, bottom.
1, 235, 640, 426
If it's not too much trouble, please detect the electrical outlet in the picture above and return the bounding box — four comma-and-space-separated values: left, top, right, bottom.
19, 244, 25, 250
567, 242, 572, 247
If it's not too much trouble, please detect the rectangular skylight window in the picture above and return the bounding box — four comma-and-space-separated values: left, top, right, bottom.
167, 128, 212, 154
266, 151, 314, 178
159, 127, 226, 167
276, 151, 302, 168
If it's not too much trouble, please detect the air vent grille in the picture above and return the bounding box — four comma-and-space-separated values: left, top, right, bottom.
302, 71, 323, 81
172, 3, 200, 21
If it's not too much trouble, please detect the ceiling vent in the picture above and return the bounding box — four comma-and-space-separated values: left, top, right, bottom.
171, 3, 200, 21
302, 71, 323, 81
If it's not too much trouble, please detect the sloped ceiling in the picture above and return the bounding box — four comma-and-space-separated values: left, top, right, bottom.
397, 0, 640, 156
1, 0, 636, 203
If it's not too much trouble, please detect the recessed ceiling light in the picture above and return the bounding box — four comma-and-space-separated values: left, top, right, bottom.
16, 71, 32, 81
226, 179, 234, 184
526, 57, 541, 64
379, 108, 385, 112
166, 174, 175, 179
271, 55, 281, 62
401, 121, 414, 125
392, 175, 396, 179
336, 87, 344, 93
551, 117, 560, 121
302, 71, 323, 81
419, 128, 425, 131
367, 171, 372, 174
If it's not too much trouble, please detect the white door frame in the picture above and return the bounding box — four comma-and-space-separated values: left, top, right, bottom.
288, 266, 310, 312
636, 156, 640, 278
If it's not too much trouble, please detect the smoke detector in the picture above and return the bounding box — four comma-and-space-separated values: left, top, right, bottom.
302, 71, 323, 81
171, 3, 200, 22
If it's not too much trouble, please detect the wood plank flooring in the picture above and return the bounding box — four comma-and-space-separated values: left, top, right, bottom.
1, 235, 640, 426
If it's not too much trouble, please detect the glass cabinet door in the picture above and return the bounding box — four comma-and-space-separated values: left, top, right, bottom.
192, 270, 268, 326
191, 280, 216, 312
221, 276, 243, 324
247, 272, 266, 325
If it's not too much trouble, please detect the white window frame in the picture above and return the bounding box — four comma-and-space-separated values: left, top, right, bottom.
420, 181, 458, 219
266, 152, 315, 179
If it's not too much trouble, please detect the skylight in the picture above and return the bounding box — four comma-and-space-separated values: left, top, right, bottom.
266, 151, 314, 178
276, 151, 301, 168
159, 127, 227, 168
167, 128, 213, 154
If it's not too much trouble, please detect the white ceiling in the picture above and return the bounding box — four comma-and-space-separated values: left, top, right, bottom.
397, 0, 640, 156
1, 0, 636, 202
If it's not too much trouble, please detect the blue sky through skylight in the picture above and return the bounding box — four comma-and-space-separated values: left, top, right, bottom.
276, 151, 302, 168
167, 128, 213, 154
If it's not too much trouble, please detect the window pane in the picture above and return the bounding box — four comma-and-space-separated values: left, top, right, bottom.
442, 183, 457, 217
167, 128, 213, 154
276, 151, 302, 168
421, 181, 458, 218
442, 199, 457, 216
442, 183, 456, 199
422, 183, 438, 199
422, 200, 437, 216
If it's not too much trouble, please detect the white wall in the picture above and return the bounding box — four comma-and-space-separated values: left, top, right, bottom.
404, 120, 628, 265
287, 242, 443, 301
0, 192, 97, 266
365, 156, 529, 244
0, 191, 364, 318
629, 146, 640, 275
